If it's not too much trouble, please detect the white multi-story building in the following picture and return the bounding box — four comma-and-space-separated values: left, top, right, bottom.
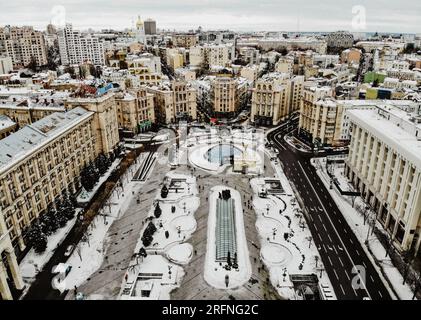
345, 103, 421, 255
58, 24, 105, 65
313, 55, 340, 69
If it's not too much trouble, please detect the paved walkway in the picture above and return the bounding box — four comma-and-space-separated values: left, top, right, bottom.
65, 161, 167, 300
172, 157, 282, 300
66, 139, 282, 300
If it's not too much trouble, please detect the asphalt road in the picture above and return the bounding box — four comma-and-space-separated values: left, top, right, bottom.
267, 119, 392, 300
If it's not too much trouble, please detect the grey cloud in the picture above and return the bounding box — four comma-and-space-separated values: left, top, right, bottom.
0, 0, 419, 32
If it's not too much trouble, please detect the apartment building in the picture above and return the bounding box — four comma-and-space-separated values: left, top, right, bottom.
189, 44, 232, 69
115, 87, 155, 133
58, 24, 105, 66
251, 73, 304, 125
211, 77, 250, 117
172, 34, 198, 48
275, 57, 294, 75
147, 81, 197, 123
0, 26, 48, 68
345, 104, 421, 255
239, 47, 261, 65
298, 86, 333, 145
0, 107, 102, 299
64, 92, 120, 155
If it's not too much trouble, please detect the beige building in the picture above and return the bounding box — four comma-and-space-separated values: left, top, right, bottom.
275, 57, 294, 75
211, 77, 250, 117
189, 45, 232, 69
0, 223, 24, 300
172, 34, 198, 48
115, 87, 155, 133
0, 103, 65, 128
0, 108, 99, 299
64, 92, 120, 155
0, 26, 48, 68
251, 74, 304, 125
167, 52, 184, 71
0, 115, 17, 139
147, 81, 197, 123
240, 65, 259, 82
298, 86, 334, 145
345, 104, 421, 255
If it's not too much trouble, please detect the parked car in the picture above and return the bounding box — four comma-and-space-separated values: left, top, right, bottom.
64, 245, 75, 257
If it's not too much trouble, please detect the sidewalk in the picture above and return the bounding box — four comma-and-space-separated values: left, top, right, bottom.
312, 157, 416, 300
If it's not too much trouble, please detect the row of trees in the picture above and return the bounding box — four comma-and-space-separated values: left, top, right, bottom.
80, 153, 113, 192
26, 192, 77, 254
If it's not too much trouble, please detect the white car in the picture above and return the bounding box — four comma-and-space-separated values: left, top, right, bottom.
64, 245, 74, 257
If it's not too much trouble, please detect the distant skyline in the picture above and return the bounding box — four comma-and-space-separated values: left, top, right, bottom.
1, 0, 420, 33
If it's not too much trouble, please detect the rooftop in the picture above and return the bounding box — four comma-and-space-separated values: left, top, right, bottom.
347, 106, 421, 169
0, 107, 93, 173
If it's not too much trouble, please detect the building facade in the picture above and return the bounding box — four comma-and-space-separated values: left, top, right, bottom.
58, 24, 105, 66
144, 19, 157, 35
0, 26, 48, 68
345, 105, 421, 255
148, 81, 197, 123
251, 74, 304, 125
115, 87, 155, 133
64, 92, 120, 155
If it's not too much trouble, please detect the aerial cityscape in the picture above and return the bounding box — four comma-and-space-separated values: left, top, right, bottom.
0, 0, 421, 305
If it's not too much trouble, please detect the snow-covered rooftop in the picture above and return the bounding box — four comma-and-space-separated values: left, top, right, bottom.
0, 115, 16, 131
347, 107, 421, 169
0, 107, 93, 173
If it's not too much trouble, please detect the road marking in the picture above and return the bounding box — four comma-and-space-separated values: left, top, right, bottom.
297, 161, 372, 300
328, 256, 333, 265
338, 257, 344, 267
327, 234, 333, 242
340, 284, 346, 295
334, 270, 339, 280
355, 250, 360, 256
322, 223, 327, 232
378, 291, 383, 298
370, 275, 375, 283
344, 269, 350, 280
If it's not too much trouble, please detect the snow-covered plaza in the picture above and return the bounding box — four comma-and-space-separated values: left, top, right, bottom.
51, 126, 337, 301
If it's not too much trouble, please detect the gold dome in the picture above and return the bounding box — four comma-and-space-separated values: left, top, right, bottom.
136, 15, 144, 29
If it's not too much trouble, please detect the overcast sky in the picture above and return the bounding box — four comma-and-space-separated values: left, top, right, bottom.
1, 0, 420, 33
